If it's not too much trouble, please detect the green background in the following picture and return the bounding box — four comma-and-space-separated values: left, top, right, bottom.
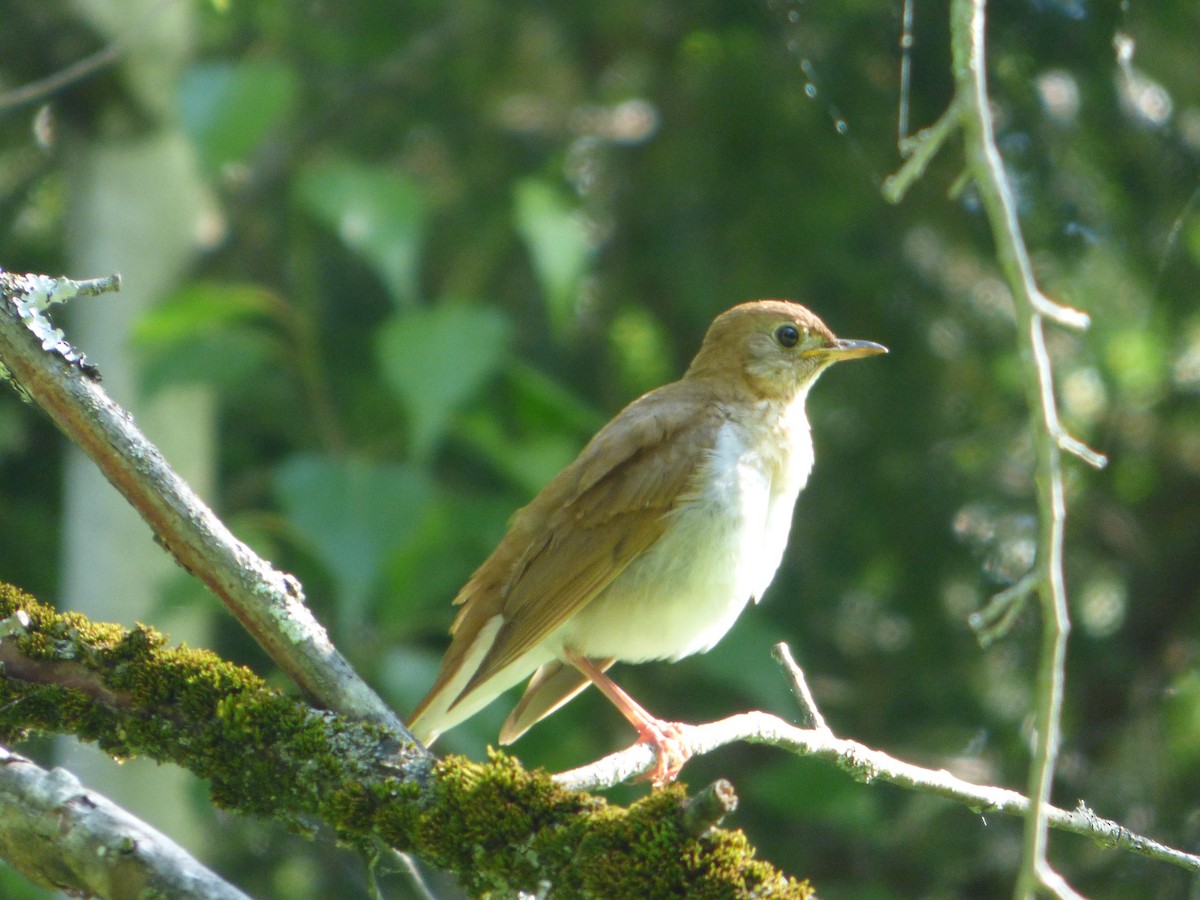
2, 1, 1199, 896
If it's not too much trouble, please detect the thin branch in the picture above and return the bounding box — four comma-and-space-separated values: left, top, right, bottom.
0, 0, 204, 117
897, 0, 916, 147
771, 642, 830, 732
0, 272, 410, 736
1055, 430, 1107, 470
884, 0, 1107, 892
0, 746, 252, 899
950, 1, 1088, 895
883, 96, 964, 204
1031, 290, 1092, 334
969, 572, 1038, 647
1026, 312, 1106, 468
68, 272, 124, 297
553, 710, 1200, 875
0, 43, 123, 113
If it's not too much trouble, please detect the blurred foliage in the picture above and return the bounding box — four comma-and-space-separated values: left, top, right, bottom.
2, 0, 1200, 897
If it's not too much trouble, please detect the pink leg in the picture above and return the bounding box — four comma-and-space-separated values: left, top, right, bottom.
566, 650, 695, 786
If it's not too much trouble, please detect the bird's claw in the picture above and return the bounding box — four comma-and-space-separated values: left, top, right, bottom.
633, 720, 695, 787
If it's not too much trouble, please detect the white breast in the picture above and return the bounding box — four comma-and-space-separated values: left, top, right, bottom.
553, 400, 814, 664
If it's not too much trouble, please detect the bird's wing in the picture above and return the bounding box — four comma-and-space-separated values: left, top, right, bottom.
462, 383, 722, 690
407, 380, 724, 735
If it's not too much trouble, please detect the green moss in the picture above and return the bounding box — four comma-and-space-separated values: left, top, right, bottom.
397, 750, 590, 890
0, 582, 389, 819
384, 752, 812, 898
564, 787, 810, 898
0, 583, 810, 896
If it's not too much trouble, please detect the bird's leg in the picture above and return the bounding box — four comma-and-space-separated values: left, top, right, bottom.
565, 650, 695, 786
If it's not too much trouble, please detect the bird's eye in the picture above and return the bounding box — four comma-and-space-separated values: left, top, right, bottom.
774, 324, 801, 348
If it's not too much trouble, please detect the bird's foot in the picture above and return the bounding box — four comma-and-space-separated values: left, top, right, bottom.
633, 719, 696, 787
560, 652, 697, 786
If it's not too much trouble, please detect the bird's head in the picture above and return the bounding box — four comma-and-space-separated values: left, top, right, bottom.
684, 299, 887, 400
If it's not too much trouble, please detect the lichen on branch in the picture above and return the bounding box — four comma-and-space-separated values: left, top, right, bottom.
0, 583, 811, 897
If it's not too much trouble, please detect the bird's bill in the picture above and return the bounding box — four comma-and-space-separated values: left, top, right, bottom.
803, 338, 888, 362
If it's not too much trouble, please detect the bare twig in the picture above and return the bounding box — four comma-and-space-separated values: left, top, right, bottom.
950, 2, 1083, 895
0, 272, 411, 737
883, 96, 964, 204
897, 0, 916, 147
1055, 430, 1107, 470
0, 746, 251, 899
1031, 291, 1092, 334
0, 44, 123, 113
771, 642, 830, 732
883, 0, 1111, 892
969, 572, 1038, 647
65, 272, 124, 297
552, 710, 1200, 875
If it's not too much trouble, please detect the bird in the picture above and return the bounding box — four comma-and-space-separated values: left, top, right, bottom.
407, 299, 886, 784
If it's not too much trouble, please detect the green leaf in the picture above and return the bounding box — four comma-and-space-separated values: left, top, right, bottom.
607, 306, 674, 397
1187, 217, 1200, 267
131, 282, 284, 395
133, 282, 282, 345
377, 303, 512, 459
504, 359, 607, 434
378, 489, 513, 635
457, 410, 581, 496
275, 454, 434, 630
513, 177, 592, 331
296, 161, 425, 307
179, 60, 298, 172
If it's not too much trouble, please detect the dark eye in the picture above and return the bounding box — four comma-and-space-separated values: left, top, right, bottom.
774, 324, 800, 348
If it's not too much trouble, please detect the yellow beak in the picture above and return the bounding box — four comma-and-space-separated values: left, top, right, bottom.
803, 338, 888, 362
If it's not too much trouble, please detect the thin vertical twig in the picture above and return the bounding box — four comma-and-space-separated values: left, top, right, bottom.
888, 1, 1106, 894
948, 2, 1093, 896
898, 0, 916, 149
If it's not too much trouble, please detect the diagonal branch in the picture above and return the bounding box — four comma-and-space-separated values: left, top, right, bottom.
771, 643, 830, 732
884, 95, 965, 204
0, 746, 251, 899
0, 43, 123, 113
0, 270, 410, 736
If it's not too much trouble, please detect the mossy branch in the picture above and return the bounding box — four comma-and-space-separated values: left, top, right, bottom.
0, 583, 810, 898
